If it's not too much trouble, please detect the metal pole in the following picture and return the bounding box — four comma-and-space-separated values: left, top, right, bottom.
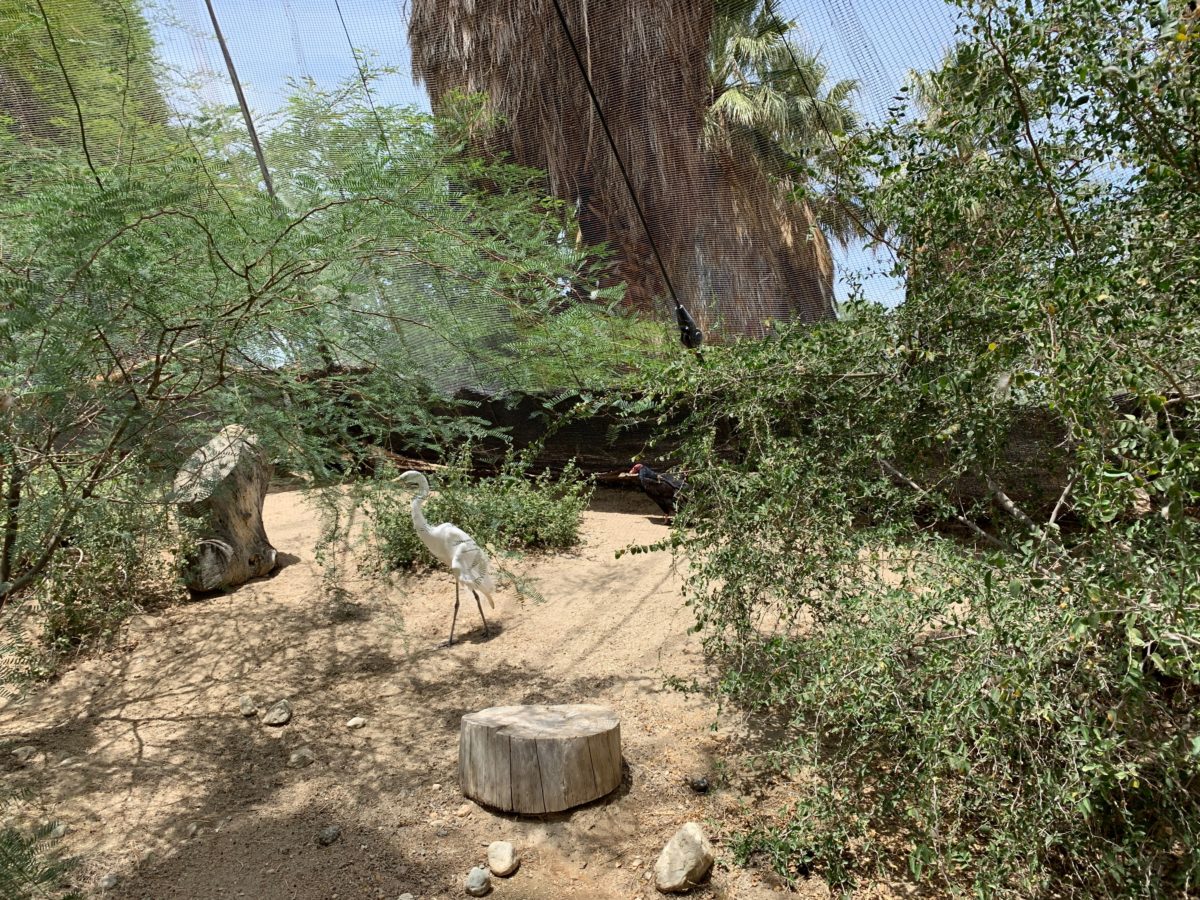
202, 0, 276, 199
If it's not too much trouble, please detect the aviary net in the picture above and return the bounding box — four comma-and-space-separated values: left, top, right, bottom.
1, 0, 958, 395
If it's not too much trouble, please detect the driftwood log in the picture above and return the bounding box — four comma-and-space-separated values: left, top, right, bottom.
459, 704, 622, 814
173, 425, 277, 591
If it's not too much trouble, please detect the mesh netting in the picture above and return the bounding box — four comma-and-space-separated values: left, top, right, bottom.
0, 0, 961, 394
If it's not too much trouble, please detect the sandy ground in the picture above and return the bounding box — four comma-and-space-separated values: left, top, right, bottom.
0, 488, 830, 900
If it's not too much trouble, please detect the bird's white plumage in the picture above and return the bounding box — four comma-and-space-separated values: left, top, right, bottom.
400, 471, 495, 609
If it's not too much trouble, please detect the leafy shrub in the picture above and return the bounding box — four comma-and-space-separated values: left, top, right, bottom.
367, 446, 593, 572
1, 474, 188, 679
0, 818, 77, 899
646, 0, 1200, 895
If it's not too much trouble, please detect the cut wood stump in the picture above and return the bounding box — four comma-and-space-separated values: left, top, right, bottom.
173, 425, 277, 592
459, 704, 622, 814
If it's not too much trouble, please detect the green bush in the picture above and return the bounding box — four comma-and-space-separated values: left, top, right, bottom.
367, 446, 593, 572
1, 475, 188, 679
646, 0, 1200, 895
0, 818, 77, 900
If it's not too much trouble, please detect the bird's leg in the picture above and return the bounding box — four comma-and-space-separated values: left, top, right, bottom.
472, 589, 491, 637
444, 580, 460, 647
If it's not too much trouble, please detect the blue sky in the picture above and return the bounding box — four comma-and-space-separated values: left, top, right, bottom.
149, 0, 964, 306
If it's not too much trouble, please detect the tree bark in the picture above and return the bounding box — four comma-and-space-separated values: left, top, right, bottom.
459, 704, 622, 814
173, 425, 277, 592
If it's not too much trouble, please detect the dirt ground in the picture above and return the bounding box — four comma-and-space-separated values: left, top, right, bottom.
0, 488, 840, 900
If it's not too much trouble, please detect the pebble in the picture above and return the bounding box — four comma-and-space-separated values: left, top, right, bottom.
399, 895, 415, 900
456, 802, 473, 817
262, 699, 293, 726
12, 745, 40, 765
487, 840, 519, 877
465, 866, 492, 896
288, 747, 316, 768
432, 783, 442, 791
317, 825, 342, 846
98, 873, 119, 890
49, 823, 68, 839
239, 695, 258, 717
186, 823, 200, 839
346, 716, 367, 729
688, 776, 710, 794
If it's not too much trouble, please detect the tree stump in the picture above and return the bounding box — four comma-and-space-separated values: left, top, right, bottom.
459, 704, 622, 814
173, 425, 277, 591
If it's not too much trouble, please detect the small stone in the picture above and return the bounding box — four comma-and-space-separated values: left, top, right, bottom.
456, 802, 473, 817
432, 783, 442, 791
399, 894, 415, 900
654, 822, 715, 893
49, 823, 68, 840
239, 695, 258, 717
436, 826, 450, 838
288, 747, 316, 768
632, 858, 643, 868
465, 866, 491, 896
487, 841, 519, 877
98, 873, 119, 890
12, 745, 40, 765
262, 699, 293, 726
186, 822, 200, 839
57, 756, 75, 767
346, 716, 366, 729
687, 776, 710, 794
317, 825, 342, 846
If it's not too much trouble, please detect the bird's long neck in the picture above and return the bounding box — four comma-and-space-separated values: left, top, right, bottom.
410, 480, 433, 536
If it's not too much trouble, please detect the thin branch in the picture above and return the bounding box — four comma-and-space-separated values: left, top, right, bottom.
34, 0, 103, 191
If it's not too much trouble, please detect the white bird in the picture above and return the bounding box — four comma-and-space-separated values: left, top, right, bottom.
398, 470, 496, 646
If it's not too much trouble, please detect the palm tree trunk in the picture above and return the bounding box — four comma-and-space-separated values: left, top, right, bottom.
408, 0, 835, 338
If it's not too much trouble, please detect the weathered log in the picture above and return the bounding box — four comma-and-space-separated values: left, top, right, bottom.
459, 704, 622, 814
173, 425, 277, 591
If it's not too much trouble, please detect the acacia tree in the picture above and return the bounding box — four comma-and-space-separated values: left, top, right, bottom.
408, 0, 837, 338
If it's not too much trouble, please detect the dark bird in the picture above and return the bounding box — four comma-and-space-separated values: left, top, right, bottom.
622, 462, 685, 520
674, 301, 704, 350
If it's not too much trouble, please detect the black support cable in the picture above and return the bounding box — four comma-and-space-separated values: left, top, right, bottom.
548, 0, 703, 350
333, 0, 394, 158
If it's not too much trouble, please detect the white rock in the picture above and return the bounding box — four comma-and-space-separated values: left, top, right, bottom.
288, 747, 316, 768
487, 840, 519, 877
346, 716, 367, 729
399, 895, 415, 900
455, 802, 473, 817
98, 873, 119, 890
654, 822, 715, 893
12, 745, 41, 765
239, 695, 258, 717
262, 699, 293, 726
465, 865, 492, 896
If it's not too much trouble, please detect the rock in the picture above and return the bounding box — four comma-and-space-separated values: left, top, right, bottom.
465, 866, 492, 896
288, 747, 316, 768
346, 716, 366, 729
487, 840, 519, 877
173, 425, 277, 591
317, 825, 342, 847
262, 699, 293, 726
654, 822, 715, 893
239, 695, 258, 717
688, 776, 710, 794
49, 823, 69, 840
12, 745, 41, 765
186, 822, 200, 839
399, 895, 415, 900
98, 873, 119, 890
456, 802, 473, 817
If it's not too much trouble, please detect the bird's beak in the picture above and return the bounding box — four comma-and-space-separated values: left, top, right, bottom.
617, 472, 638, 479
